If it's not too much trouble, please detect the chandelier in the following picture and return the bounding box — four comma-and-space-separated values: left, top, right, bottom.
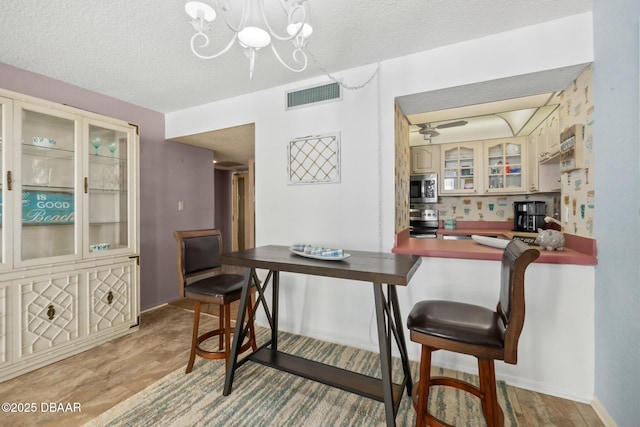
185, 0, 313, 80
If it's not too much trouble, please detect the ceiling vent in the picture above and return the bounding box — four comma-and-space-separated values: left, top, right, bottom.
286, 82, 341, 110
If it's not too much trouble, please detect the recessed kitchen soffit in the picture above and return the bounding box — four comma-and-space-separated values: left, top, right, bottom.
397, 63, 590, 145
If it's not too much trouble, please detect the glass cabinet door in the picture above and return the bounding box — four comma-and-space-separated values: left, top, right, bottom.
0, 97, 12, 270
485, 139, 525, 192
15, 102, 80, 265
441, 144, 478, 193
85, 120, 136, 256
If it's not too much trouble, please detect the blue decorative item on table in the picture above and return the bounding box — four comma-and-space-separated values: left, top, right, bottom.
290, 244, 349, 260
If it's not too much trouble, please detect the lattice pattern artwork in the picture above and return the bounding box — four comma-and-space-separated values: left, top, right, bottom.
288, 133, 340, 184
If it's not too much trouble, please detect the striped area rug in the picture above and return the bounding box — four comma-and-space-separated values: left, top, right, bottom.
84, 330, 518, 426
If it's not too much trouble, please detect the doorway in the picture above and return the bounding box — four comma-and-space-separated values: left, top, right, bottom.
231, 160, 255, 251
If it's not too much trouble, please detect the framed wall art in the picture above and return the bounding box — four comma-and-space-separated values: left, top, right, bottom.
288, 132, 341, 184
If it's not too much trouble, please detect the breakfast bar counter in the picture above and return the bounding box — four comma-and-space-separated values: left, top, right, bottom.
393, 228, 597, 266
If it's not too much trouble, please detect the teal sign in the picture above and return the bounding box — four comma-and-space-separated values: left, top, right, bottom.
22, 191, 74, 225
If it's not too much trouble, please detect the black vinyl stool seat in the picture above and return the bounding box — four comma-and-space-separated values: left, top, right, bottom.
407, 239, 539, 427
174, 229, 257, 375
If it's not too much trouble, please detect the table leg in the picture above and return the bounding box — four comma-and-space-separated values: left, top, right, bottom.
272, 271, 279, 350
373, 282, 396, 427
223, 267, 252, 396
389, 286, 413, 396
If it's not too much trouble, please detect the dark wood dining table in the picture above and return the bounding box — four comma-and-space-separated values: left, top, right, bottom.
218, 245, 421, 427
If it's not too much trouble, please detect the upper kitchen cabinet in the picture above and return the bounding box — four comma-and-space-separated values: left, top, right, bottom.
484, 138, 527, 193
440, 143, 481, 194
537, 108, 560, 162
410, 145, 440, 174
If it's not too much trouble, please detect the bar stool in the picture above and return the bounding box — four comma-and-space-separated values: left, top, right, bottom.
174, 229, 257, 374
407, 239, 539, 426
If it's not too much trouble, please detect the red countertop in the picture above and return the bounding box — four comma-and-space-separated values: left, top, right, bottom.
393, 224, 597, 266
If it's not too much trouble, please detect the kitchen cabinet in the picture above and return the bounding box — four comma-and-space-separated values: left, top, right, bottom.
528, 123, 561, 193
527, 132, 539, 192
483, 137, 527, 193
440, 143, 481, 194
0, 89, 139, 382
537, 108, 560, 162
410, 145, 440, 174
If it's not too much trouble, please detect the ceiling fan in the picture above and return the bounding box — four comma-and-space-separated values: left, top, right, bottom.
417, 120, 468, 141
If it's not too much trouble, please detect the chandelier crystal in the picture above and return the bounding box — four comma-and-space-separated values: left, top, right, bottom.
185, 0, 313, 80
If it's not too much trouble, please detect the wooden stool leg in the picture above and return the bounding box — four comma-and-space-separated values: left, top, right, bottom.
218, 304, 224, 350
415, 345, 432, 427
186, 301, 201, 374
224, 303, 232, 373
478, 358, 504, 427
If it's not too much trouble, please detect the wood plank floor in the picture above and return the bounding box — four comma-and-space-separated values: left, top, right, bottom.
0, 302, 602, 427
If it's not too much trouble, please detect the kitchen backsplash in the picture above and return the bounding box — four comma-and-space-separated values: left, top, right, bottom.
413, 193, 560, 224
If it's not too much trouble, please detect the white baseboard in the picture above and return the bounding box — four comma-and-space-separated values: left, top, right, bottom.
591, 397, 618, 427
141, 302, 168, 314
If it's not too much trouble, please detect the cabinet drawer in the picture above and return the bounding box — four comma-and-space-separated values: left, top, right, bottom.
17, 273, 80, 359
87, 262, 134, 334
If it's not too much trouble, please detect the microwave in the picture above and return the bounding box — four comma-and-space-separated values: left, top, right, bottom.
410, 173, 438, 203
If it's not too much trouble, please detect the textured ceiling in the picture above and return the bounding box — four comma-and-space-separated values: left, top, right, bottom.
0, 0, 591, 114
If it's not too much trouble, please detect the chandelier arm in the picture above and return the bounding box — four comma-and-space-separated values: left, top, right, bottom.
215, 0, 248, 34
260, 2, 307, 41
190, 32, 239, 60
270, 44, 308, 72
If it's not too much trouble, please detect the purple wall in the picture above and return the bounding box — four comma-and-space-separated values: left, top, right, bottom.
214, 169, 233, 253
0, 62, 216, 311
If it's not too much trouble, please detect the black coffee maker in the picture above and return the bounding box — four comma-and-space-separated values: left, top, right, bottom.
513, 201, 546, 232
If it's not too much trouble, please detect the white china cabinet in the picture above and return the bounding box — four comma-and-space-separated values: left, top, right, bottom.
0, 89, 139, 382
483, 137, 527, 193
440, 143, 481, 194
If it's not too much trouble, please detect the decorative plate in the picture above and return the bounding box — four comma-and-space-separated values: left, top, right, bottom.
471, 235, 511, 249
289, 247, 351, 261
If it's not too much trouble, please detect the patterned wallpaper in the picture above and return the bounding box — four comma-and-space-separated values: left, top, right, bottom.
395, 102, 410, 233
557, 65, 594, 237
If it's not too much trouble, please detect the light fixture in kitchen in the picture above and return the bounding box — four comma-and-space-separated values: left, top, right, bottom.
185, 0, 313, 80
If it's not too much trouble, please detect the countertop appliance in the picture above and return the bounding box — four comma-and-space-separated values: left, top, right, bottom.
513, 201, 546, 232
410, 208, 439, 238
410, 173, 438, 203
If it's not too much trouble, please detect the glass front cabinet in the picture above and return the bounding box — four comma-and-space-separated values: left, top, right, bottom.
483, 138, 527, 193
440, 143, 482, 194
0, 89, 139, 382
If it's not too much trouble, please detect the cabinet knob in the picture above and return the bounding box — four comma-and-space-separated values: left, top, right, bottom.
107, 291, 114, 305
6, 171, 12, 191
47, 304, 56, 320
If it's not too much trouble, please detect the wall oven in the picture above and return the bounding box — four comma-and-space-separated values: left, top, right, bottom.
410, 173, 438, 203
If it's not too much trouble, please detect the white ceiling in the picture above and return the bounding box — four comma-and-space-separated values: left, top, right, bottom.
0, 0, 592, 167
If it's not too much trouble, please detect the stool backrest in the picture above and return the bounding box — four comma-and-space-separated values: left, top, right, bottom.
174, 229, 224, 297
498, 239, 540, 364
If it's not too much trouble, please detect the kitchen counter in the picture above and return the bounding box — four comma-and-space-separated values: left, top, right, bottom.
394, 224, 597, 266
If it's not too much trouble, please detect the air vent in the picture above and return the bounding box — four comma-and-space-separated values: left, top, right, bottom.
286, 82, 341, 110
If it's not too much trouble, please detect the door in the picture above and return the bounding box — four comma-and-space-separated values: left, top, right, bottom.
231, 160, 255, 251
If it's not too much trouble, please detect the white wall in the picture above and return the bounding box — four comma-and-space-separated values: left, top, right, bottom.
592, 1, 640, 426
166, 13, 594, 400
